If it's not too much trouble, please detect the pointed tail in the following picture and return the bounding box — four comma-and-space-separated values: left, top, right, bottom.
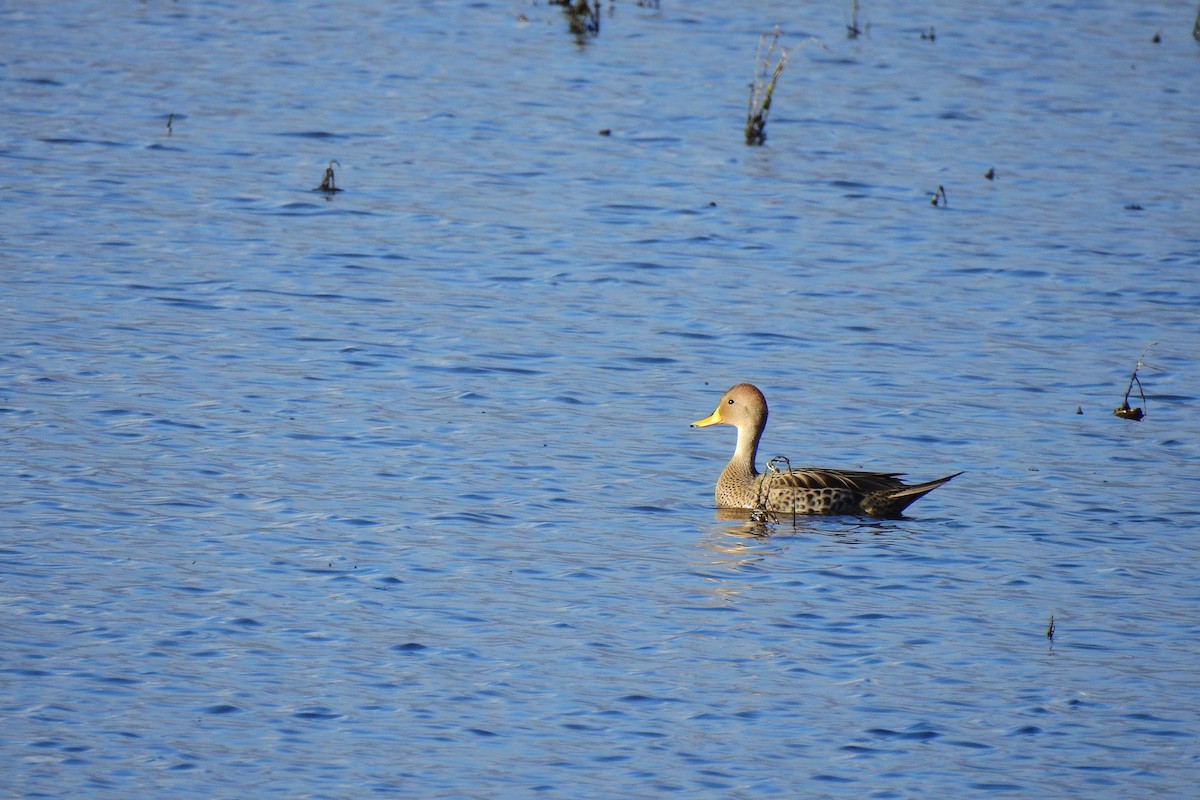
867, 471, 963, 518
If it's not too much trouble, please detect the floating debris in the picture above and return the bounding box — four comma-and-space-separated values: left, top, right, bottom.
921, 26, 936, 41
1114, 403, 1143, 421
1113, 342, 1157, 421
984, 167, 996, 180
1046, 616, 1055, 640
1152, 30, 1162, 44
930, 184, 948, 207
166, 112, 174, 136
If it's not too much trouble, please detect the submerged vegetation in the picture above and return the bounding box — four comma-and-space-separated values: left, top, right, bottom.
745, 27, 790, 146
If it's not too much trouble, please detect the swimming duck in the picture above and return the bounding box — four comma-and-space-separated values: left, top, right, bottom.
692, 383, 960, 518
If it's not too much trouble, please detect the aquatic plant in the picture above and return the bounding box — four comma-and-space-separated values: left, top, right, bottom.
745, 27, 790, 146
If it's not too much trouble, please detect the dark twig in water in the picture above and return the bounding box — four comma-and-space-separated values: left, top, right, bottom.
1114, 342, 1157, 421
930, 184, 948, 207
743, 456, 806, 525
316, 160, 342, 193
166, 112, 174, 136
921, 26, 936, 41
754, 455, 816, 527
984, 167, 996, 180
847, 0, 862, 39
749, 455, 791, 522
745, 27, 790, 146
1046, 616, 1055, 640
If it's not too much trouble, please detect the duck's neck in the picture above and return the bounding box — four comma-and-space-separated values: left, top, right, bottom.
727, 421, 762, 480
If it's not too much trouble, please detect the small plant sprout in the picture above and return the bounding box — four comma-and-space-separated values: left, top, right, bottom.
1114, 342, 1158, 421
745, 27, 791, 146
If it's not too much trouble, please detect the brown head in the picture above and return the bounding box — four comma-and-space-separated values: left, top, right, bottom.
691, 383, 768, 432
691, 383, 770, 476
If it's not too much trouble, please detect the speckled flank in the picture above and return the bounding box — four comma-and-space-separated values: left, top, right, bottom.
762, 484, 857, 515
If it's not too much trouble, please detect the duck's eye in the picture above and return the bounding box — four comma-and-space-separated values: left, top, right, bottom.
727, 399, 734, 405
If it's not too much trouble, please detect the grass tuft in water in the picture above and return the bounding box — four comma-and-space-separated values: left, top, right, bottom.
745, 27, 790, 146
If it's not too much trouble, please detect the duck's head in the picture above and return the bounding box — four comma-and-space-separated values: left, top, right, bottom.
691, 383, 768, 432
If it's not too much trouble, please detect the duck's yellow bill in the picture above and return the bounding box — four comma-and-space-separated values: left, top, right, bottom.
691, 409, 723, 427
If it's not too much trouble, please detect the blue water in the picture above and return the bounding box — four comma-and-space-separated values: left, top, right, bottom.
3, 1, 1200, 797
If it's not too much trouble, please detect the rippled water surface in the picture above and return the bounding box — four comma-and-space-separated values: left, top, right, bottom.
4, 1, 1200, 797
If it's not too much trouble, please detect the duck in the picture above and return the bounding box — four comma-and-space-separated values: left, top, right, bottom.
692, 383, 960, 518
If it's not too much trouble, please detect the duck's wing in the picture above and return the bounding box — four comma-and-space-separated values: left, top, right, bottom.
763, 466, 908, 494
